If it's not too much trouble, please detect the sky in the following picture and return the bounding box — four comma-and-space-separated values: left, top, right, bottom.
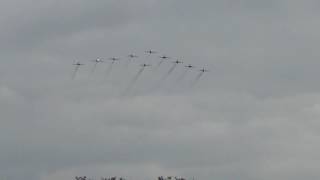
1, 0, 320, 180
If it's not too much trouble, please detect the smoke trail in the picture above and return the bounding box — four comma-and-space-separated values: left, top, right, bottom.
163, 63, 177, 80
191, 72, 204, 87
144, 54, 150, 64
123, 67, 145, 95
91, 62, 98, 74
155, 59, 164, 70
150, 63, 178, 92
124, 59, 130, 69
176, 69, 188, 83
105, 62, 114, 79
131, 67, 145, 86
72, 66, 80, 80
167, 69, 189, 92
158, 60, 164, 66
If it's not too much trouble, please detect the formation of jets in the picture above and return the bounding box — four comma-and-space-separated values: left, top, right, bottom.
73, 55, 208, 74
71, 50, 209, 92
73, 53, 208, 71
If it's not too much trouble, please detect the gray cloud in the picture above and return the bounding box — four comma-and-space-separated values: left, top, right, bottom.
1, 0, 320, 180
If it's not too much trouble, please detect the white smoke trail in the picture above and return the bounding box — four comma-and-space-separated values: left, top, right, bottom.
123, 67, 145, 95
191, 72, 204, 87
150, 63, 178, 92
105, 62, 114, 79
91, 62, 98, 74
166, 63, 177, 77
72, 66, 80, 80
176, 69, 189, 83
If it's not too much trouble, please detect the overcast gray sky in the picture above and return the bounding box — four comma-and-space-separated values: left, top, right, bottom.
1, 0, 320, 180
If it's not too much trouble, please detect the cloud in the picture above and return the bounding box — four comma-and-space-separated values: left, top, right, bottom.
0, 0, 320, 180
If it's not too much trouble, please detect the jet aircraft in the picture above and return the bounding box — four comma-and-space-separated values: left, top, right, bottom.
173, 60, 183, 64
91, 58, 104, 63
109, 57, 120, 63
128, 54, 138, 58
73, 62, 84, 66
141, 63, 152, 67
145, 50, 157, 54
199, 68, 209, 72
185, 64, 195, 69
159, 55, 170, 59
